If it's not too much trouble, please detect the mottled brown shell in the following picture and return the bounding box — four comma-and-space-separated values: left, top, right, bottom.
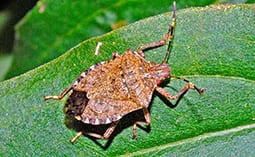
45, 3, 205, 142
65, 49, 159, 125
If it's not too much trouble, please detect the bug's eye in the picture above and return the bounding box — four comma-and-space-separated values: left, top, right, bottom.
156, 79, 162, 85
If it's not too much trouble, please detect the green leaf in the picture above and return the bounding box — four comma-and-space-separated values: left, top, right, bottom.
0, 54, 12, 81
5, 0, 220, 79
130, 126, 255, 156
1, 4, 255, 156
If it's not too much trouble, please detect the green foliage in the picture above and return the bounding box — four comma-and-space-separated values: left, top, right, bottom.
0, 54, 12, 80
4, 0, 218, 79
0, 2, 255, 157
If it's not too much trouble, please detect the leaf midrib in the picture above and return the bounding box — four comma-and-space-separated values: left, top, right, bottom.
122, 123, 255, 156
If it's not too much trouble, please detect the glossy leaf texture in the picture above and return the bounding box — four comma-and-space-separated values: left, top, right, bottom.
5, 0, 231, 79
1, 4, 255, 156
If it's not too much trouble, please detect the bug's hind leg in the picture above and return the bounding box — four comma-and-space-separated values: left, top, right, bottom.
70, 131, 83, 144
44, 85, 72, 100
44, 72, 85, 101
132, 107, 151, 139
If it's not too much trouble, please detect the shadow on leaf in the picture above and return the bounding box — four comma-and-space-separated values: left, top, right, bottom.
64, 109, 151, 150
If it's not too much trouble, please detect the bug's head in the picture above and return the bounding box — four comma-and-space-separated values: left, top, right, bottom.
150, 62, 171, 85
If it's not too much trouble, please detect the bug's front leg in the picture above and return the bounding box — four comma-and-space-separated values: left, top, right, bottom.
137, 1, 176, 62
156, 81, 205, 101
171, 76, 206, 95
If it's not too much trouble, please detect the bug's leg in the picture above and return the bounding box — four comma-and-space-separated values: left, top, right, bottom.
137, 1, 176, 62
132, 124, 138, 139
156, 79, 205, 103
86, 121, 119, 140
44, 85, 72, 100
171, 76, 206, 95
133, 107, 151, 139
70, 131, 83, 144
156, 83, 190, 100
70, 121, 119, 143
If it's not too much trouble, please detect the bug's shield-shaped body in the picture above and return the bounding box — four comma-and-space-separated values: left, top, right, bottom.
45, 2, 205, 143
65, 49, 170, 125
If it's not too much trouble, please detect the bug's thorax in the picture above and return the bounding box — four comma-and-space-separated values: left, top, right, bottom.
43, 2, 207, 143
149, 62, 171, 85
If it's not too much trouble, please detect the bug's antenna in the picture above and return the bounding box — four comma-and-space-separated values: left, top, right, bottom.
162, 1, 176, 64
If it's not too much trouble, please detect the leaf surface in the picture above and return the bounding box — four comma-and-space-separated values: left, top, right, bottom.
1, 4, 255, 156
5, 0, 220, 79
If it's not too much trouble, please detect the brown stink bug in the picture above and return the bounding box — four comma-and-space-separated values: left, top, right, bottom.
44, 1, 205, 144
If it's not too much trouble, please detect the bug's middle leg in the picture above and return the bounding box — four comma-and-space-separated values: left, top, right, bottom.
132, 107, 151, 139
70, 121, 119, 144
70, 121, 119, 143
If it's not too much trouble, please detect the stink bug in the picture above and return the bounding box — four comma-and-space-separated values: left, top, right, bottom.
44, 1, 205, 144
